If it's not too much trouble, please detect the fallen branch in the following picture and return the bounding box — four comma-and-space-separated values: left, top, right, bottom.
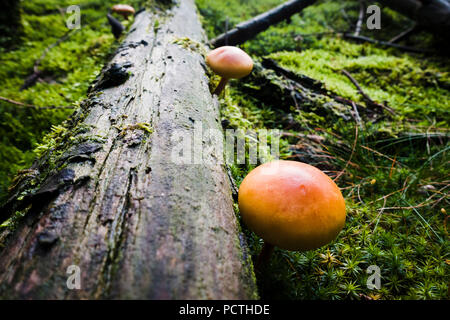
371, 197, 387, 231
341, 69, 396, 115
389, 24, 418, 43
360, 145, 399, 164
21, 29, 78, 91
293, 30, 432, 53
379, 195, 447, 211
0, 96, 75, 110
334, 117, 358, 182
342, 33, 432, 53
210, 0, 316, 47
367, 186, 407, 205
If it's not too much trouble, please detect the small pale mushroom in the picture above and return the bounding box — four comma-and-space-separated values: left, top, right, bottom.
238, 160, 346, 268
206, 46, 253, 95
111, 4, 135, 20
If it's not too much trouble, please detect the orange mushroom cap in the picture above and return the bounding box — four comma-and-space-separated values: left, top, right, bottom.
238, 160, 346, 251
206, 46, 253, 79
112, 4, 135, 17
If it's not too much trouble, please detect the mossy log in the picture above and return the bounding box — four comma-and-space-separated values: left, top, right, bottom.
210, 0, 316, 47
0, 0, 257, 299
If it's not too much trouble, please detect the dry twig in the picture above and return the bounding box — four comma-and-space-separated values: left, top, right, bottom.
334, 107, 359, 182
342, 33, 432, 54
389, 24, 418, 43
21, 29, 78, 90
0, 96, 74, 110
341, 69, 395, 115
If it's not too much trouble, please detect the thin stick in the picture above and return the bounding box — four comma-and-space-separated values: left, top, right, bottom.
444, 215, 448, 237
360, 145, 399, 164
354, 1, 365, 36
341, 69, 395, 115
351, 100, 363, 129
389, 24, 417, 43
0, 96, 74, 110
21, 29, 78, 91
285, 257, 302, 282
367, 186, 406, 205
343, 33, 432, 54
334, 113, 358, 182
388, 155, 397, 179
380, 196, 447, 211
340, 8, 352, 27
357, 182, 364, 204
293, 31, 432, 54
370, 197, 387, 232
34, 30, 75, 73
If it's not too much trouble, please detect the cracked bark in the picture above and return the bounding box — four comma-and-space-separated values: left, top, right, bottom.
0, 0, 257, 299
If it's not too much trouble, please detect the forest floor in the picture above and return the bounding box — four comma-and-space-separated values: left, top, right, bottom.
0, 0, 449, 299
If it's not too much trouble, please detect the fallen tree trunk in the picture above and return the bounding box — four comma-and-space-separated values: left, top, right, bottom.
210, 0, 316, 47
0, 0, 257, 299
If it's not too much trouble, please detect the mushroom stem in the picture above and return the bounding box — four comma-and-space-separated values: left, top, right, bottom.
213, 77, 229, 95
256, 241, 275, 271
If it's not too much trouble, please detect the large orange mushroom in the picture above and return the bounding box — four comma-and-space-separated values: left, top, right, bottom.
238, 160, 346, 266
206, 46, 253, 95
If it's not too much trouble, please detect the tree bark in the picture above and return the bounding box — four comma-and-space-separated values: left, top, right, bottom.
210, 0, 316, 47
0, 0, 257, 300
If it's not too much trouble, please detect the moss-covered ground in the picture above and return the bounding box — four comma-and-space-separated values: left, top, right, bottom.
197, 0, 449, 299
0, 0, 448, 299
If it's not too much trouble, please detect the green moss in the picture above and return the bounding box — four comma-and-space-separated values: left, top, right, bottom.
0, 206, 31, 248
197, 0, 450, 300
146, 0, 178, 12
269, 44, 449, 120
1, 0, 448, 300
0, 0, 145, 201
0, 208, 29, 231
